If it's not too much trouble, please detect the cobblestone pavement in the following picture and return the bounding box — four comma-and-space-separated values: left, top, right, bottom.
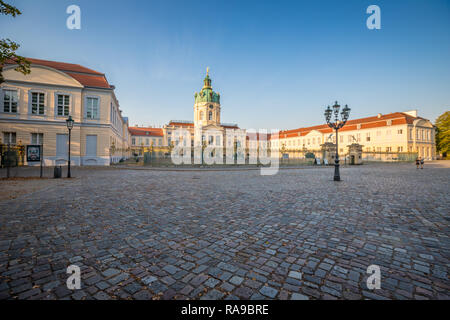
0, 163, 449, 300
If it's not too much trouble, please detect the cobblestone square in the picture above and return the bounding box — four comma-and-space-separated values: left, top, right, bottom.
0, 162, 449, 300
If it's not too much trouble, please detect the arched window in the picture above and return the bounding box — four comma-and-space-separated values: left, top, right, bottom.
209, 111, 213, 120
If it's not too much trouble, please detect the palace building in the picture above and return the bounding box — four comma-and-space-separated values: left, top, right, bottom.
0, 58, 131, 166
3, 59, 435, 166
271, 110, 436, 160
128, 68, 436, 162
129, 68, 240, 158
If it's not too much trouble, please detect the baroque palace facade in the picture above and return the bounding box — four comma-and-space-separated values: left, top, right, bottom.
129, 68, 436, 162
0, 58, 131, 166
271, 110, 436, 160
129, 69, 241, 157
4, 59, 434, 165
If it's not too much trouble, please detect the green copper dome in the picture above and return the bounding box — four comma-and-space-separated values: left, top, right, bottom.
194, 68, 220, 104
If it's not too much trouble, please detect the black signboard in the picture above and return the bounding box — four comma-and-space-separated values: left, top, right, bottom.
27, 145, 41, 162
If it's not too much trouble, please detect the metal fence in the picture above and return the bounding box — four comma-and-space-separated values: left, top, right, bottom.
362, 152, 418, 162
0, 144, 25, 168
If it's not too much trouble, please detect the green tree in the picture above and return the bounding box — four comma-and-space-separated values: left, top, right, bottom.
435, 111, 450, 158
0, 0, 30, 84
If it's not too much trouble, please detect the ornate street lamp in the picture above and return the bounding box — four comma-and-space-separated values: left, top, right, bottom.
66, 115, 74, 178
324, 101, 351, 181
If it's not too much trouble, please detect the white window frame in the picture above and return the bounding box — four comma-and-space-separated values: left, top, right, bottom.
3, 132, 16, 144
31, 133, 44, 145
28, 90, 47, 115
54, 92, 72, 117
84, 95, 100, 120
1, 87, 19, 113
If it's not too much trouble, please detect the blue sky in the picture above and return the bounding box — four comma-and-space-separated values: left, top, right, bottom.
2, 0, 449, 129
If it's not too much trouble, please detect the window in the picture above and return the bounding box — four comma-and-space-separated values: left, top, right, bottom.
56, 94, 70, 116
86, 135, 97, 157
366, 133, 371, 142
357, 133, 361, 142
386, 147, 392, 152
216, 135, 221, 146
132, 137, 136, 145
146, 138, 149, 145
31, 92, 45, 115
86, 97, 99, 119
56, 134, 68, 156
31, 133, 44, 145
397, 129, 403, 135
209, 111, 213, 120
3, 132, 16, 144
200, 111, 204, 120
3, 90, 18, 113
397, 146, 403, 152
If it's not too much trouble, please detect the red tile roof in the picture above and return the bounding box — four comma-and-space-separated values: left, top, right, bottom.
129, 127, 164, 137
4, 57, 112, 89
273, 112, 419, 140
168, 121, 195, 127
222, 124, 240, 129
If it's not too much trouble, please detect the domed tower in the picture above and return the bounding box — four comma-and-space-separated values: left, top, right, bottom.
194, 67, 221, 128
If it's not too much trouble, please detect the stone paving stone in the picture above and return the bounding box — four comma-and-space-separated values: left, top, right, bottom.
102, 268, 120, 278
229, 276, 244, 286
288, 271, 302, 280
18, 288, 41, 299
0, 164, 449, 300
132, 290, 152, 300
163, 265, 179, 275
180, 285, 194, 295
200, 289, 224, 300
291, 293, 310, 300
123, 282, 142, 295
190, 274, 208, 286
108, 273, 129, 285
54, 286, 72, 299
204, 278, 220, 288
141, 275, 157, 285
85, 275, 102, 286
93, 291, 111, 300
71, 290, 87, 300
233, 287, 253, 299
259, 286, 278, 298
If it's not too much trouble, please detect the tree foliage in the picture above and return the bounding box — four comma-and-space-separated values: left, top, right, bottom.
435, 111, 450, 157
0, 0, 30, 85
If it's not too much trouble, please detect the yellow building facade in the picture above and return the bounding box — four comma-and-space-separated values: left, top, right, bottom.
0, 58, 131, 166
271, 110, 436, 160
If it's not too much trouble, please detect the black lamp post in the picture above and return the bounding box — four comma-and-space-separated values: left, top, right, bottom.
324, 102, 351, 181
66, 115, 74, 178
